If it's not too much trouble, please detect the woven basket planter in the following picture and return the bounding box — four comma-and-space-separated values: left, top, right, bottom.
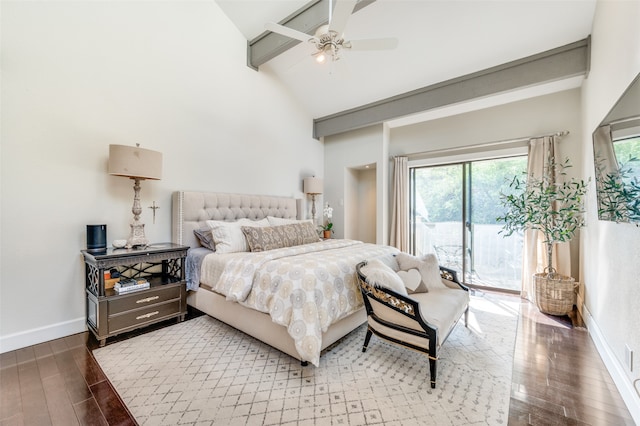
533, 272, 577, 316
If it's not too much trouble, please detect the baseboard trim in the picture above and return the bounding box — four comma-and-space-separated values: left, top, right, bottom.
0, 317, 86, 354
583, 305, 640, 423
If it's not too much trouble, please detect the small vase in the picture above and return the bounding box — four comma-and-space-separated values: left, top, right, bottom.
323, 230, 331, 239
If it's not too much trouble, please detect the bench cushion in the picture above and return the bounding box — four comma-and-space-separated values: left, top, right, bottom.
412, 289, 469, 344
367, 287, 468, 347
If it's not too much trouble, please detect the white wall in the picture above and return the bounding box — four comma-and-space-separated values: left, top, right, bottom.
356, 168, 377, 244
344, 167, 377, 243
324, 124, 389, 244
390, 89, 583, 171
0, 1, 322, 352
580, 0, 640, 420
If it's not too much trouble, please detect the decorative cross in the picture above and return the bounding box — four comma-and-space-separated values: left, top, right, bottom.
148, 201, 159, 224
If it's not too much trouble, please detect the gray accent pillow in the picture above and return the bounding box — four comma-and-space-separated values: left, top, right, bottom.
241, 222, 321, 252
193, 227, 215, 251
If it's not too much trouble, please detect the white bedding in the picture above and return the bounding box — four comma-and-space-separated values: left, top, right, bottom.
199, 239, 399, 365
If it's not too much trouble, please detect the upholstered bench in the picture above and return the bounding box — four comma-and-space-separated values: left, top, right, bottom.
355, 255, 470, 388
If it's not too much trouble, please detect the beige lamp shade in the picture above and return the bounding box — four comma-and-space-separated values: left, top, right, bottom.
303, 177, 323, 195
108, 144, 162, 180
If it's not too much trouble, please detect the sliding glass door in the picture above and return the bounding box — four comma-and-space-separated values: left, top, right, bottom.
410, 156, 527, 291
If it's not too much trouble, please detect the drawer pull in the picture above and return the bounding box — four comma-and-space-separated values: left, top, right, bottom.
136, 311, 159, 320
136, 296, 160, 304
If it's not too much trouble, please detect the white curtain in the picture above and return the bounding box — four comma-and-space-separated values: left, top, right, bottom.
521, 136, 572, 301
593, 125, 619, 220
390, 156, 409, 252
593, 125, 616, 174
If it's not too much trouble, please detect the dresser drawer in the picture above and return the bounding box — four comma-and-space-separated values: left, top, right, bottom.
108, 284, 181, 314
108, 300, 181, 334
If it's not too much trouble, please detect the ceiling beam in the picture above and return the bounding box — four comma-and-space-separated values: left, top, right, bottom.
313, 37, 591, 139
247, 0, 376, 70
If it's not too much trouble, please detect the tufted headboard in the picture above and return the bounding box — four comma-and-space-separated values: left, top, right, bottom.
172, 191, 301, 248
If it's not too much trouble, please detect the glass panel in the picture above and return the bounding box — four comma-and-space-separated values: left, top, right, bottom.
467, 157, 527, 291
410, 156, 527, 292
411, 164, 464, 276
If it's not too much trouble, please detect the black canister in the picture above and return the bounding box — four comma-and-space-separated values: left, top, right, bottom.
86, 224, 107, 251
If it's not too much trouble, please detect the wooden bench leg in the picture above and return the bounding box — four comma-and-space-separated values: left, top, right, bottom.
429, 357, 437, 389
362, 329, 373, 353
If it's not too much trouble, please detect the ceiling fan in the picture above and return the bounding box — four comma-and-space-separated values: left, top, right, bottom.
265, 0, 398, 64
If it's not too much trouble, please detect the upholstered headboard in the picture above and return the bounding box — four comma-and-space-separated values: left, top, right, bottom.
172, 191, 301, 248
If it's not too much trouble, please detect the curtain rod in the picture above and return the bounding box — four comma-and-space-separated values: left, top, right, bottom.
391, 130, 569, 161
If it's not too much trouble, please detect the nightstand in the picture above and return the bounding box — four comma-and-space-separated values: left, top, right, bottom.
81, 243, 189, 347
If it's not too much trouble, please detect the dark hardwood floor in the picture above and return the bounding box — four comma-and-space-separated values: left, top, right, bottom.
1, 298, 634, 425
508, 301, 634, 425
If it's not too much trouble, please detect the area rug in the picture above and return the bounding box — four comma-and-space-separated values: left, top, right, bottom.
94, 292, 519, 425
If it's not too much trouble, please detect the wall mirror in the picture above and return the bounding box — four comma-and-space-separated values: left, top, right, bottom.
592, 72, 640, 224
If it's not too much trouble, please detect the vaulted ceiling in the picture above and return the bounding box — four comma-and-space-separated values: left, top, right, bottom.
216, 0, 596, 126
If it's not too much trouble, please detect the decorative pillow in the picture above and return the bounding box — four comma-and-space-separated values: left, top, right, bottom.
361, 259, 408, 296
418, 254, 447, 291
205, 218, 269, 254
395, 252, 446, 292
242, 222, 321, 252
193, 227, 215, 251
396, 252, 424, 270
266, 216, 313, 226
293, 221, 322, 244
397, 268, 425, 293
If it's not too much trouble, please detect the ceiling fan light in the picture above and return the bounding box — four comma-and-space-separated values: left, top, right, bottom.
316, 53, 326, 63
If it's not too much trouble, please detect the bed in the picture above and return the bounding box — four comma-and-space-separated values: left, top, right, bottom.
171, 191, 398, 366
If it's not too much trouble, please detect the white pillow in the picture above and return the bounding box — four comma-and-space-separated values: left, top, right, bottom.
397, 269, 424, 293
396, 252, 446, 292
205, 218, 268, 254
419, 253, 448, 291
266, 216, 312, 226
361, 259, 408, 296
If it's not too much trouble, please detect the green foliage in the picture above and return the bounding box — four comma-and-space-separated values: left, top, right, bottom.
413, 164, 462, 222
496, 156, 588, 276
594, 155, 640, 223
413, 157, 527, 225
470, 158, 528, 224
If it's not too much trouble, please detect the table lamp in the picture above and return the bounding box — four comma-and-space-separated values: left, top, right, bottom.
303, 177, 323, 224
108, 144, 162, 248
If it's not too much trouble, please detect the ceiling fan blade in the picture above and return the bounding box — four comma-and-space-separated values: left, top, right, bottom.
265, 22, 314, 43
346, 38, 399, 51
328, 0, 357, 36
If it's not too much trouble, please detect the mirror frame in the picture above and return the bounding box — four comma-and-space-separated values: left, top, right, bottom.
592, 72, 640, 224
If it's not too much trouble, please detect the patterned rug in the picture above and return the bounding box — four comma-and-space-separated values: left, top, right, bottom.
94, 292, 519, 425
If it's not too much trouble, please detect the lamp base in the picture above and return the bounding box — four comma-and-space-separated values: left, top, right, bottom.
310, 194, 317, 225
126, 221, 149, 248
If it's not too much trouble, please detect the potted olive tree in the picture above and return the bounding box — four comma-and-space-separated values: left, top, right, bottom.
497, 155, 588, 315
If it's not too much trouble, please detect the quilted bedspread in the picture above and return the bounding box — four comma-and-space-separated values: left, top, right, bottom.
212, 239, 398, 366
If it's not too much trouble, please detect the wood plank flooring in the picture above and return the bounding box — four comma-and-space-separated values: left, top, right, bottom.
507, 301, 634, 425
0, 332, 131, 426
1, 298, 634, 425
